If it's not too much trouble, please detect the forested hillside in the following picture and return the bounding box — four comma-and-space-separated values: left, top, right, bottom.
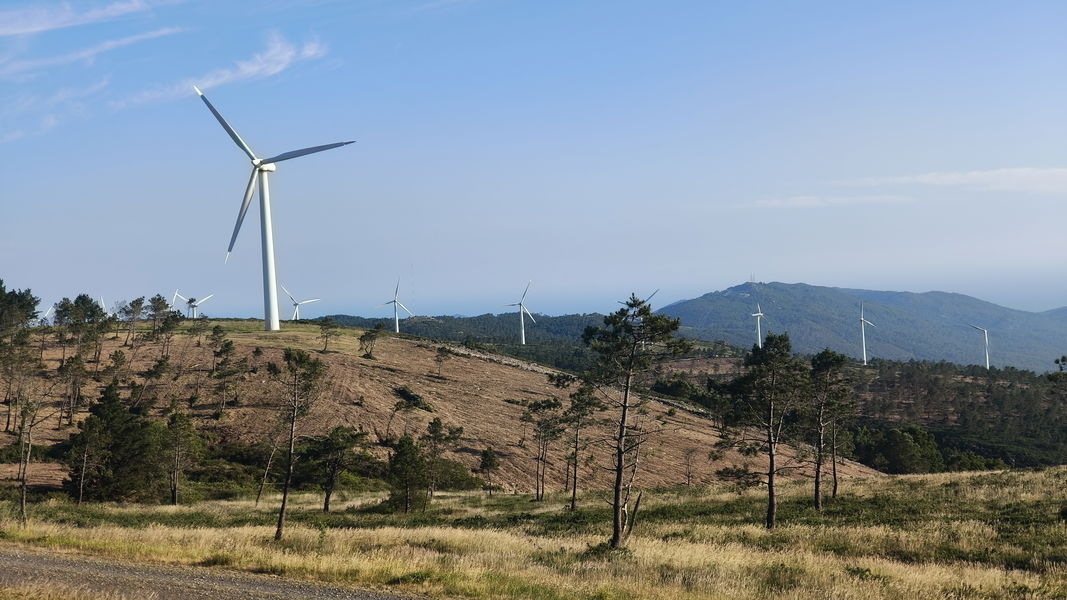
660, 281, 1067, 372
326, 312, 742, 372
655, 355, 1067, 470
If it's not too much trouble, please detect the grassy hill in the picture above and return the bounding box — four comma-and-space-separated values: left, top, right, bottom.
659, 282, 1067, 372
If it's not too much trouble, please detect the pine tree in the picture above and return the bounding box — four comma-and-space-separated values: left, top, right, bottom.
581, 294, 690, 549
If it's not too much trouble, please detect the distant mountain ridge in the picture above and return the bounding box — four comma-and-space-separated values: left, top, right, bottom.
658, 282, 1067, 372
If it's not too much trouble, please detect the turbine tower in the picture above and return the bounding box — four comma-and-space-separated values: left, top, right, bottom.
193, 86, 353, 331
860, 302, 876, 366
751, 303, 765, 349
506, 281, 536, 345
970, 324, 990, 370
380, 278, 413, 333
172, 289, 214, 318
281, 285, 320, 321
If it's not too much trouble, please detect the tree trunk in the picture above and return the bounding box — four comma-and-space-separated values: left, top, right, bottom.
323, 470, 335, 513
766, 400, 777, 530
569, 426, 580, 511
831, 422, 839, 499
274, 405, 297, 541
171, 443, 181, 505
610, 365, 634, 549
814, 408, 826, 512
256, 442, 278, 507
77, 446, 88, 505
18, 418, 32, 526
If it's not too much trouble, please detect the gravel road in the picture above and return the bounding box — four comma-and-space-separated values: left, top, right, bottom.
0, 544, 412, 600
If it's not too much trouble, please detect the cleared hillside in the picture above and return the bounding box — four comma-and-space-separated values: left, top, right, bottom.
3, 319, 878, 493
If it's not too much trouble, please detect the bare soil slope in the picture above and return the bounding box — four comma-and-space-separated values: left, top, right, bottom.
7, 321, 879, 492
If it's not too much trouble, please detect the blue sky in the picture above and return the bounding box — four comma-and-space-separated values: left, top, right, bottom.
2, 0, 1066, 320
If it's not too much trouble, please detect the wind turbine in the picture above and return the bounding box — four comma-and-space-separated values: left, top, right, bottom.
193, 86, 354, 331
860, 302, 876, 366
970, 324, 990, 370
281, 285, 320, 321
98, 297, 113, 317
380, 278, 413, 333
40, 305, 54, 323
751, 303, 765, 349
172, 289, 214, 318
506, 281, 536, 345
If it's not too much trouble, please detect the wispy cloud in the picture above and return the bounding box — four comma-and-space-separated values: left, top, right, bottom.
0, 113, 62, 143
750, 195, 913, 209
0, 27, 182, 77
409, 0, 481, 14
842, 168, 1067, 195
112, 32, 326, 108
46, 78, 111, 106
0, 1, 158, 37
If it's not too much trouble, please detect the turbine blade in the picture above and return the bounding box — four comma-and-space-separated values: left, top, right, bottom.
396, 301, 414, 316
194, 86, 257, 161
195, 294, 214, 306
259, 141, 354, 165
299, 299, 321, 305
280, 285, 297, 304
520, 281, 531, 303
227, 169, 259, 254
394, 278, 401, 299
643, 289, 660, 303
505, 303, 519, 307
523, 304, 536, 323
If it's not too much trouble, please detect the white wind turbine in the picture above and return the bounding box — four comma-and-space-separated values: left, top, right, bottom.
281, 285, 320, 321
860, 302, 876, 366
380, 279, 413, 333
193, 86, 354, 331
41, 305, 55, 323
751, 303, 765, 349
506, 281, 536, 345
172, 289, 214, 318
970, 324, 990, 370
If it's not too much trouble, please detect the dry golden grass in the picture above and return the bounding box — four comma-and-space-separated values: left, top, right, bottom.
2, 468, 1063, 600
0, 583, 130, 600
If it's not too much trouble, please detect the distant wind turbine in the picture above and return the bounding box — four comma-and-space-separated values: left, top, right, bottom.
193, 86, 354, 331
98, 297, 112, 316
380, 279, 413, 333
172, 289, 213, 318
281, 285, 320, 321
970, 324, 990, 370
506, 281, 536, 345
860, 302, 876, 366
751, 303, 765, 349
41, 305, 54, 323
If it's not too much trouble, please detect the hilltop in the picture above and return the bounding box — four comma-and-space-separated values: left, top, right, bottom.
659, 282, 1067, 372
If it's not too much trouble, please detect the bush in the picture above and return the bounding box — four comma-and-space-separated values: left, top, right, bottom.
434, 459, 484, 491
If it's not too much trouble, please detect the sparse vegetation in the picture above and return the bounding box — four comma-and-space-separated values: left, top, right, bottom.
0, 468, 1064, 599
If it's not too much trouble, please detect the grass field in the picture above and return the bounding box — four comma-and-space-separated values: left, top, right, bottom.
1, 467, 1064, 599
